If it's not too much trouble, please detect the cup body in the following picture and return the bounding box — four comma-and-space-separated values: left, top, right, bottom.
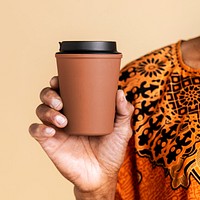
55, 42, 122, 136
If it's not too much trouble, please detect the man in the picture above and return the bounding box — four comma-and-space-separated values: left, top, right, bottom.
29, 36, 200, 199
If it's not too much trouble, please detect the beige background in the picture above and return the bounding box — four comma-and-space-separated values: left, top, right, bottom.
0, 0, 200, 199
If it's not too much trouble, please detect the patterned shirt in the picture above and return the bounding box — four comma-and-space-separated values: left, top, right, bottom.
116, 41, 200, 200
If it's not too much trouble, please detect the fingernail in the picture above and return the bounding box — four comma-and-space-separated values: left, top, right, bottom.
45, 127, 55, 135
51, 99, 61, 109
120, 91, 126, 102
55, 115, 66, 125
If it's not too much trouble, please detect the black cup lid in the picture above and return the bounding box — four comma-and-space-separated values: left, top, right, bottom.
57, 41, 120, 54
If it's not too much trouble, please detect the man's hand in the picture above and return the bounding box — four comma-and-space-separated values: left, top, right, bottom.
29, 76, 134, 199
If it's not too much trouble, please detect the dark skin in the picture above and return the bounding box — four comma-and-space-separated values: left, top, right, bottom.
29, 83, 134, 200
29, 36, 200, 200
181, 36, 200, 69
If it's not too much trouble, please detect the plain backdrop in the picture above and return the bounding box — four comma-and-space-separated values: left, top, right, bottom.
0, 0, 200, 199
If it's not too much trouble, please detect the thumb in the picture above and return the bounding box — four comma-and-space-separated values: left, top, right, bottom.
115, 90, 134, 125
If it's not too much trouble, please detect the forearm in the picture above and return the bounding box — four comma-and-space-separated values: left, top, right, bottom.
74, 180, 117, 200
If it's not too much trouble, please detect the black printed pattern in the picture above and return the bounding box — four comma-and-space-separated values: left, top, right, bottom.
118, 42, 200, 189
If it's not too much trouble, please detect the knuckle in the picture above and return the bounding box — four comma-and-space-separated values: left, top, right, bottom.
50, 76, 59, 86
49, 111, 57, 122
46, 90, 55, 99
29, 123, 47, 140
39, 125, 47, 133
37, 105, 57, 123
36, 104, 44, 117
28, 124, 34, 134
40, 87, 50, 97
29, 123, 39, 135
51, 76, 58, 81
40, 87, 53, 101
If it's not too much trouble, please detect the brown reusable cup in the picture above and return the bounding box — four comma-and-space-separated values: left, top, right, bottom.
55, 41, 122, 136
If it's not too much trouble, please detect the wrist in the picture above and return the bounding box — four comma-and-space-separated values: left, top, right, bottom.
74, 178, 117, 200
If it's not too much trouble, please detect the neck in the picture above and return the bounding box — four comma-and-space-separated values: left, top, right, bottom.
181, 36, 200, 70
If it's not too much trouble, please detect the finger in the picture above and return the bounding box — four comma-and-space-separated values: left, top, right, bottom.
114, 90, 134, 140
115, 90, 134, 125
29, 123, 56, 142
36, 104, 67, 128
40, 87, 63, 111
50, 76, 59, 89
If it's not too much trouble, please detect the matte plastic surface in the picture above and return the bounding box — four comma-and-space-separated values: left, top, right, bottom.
56, 54, 122, 136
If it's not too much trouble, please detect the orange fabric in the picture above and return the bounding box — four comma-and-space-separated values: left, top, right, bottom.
116, 41, 200, 199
